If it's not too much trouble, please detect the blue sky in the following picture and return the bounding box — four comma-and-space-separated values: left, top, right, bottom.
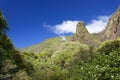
0, 0, 120, 48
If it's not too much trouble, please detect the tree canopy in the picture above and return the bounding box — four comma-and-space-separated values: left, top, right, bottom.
0, 11, 8, 34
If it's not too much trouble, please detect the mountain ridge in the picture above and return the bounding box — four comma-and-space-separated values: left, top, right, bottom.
22, 6, 120, 53
102, 6, 120, 40
20, 6, 120, 80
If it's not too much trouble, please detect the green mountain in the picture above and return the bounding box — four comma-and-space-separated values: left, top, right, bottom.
22, 36, 72, 53
1, 6, 120, 80
20, 6, 120, 80
22, 22, 101, 53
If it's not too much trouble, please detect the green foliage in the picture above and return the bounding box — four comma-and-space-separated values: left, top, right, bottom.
12, 70, 32, 80
0, 37, 34, 79
10, 38, 120, 80
1, 9, 120, 80
0, 34, 13, 50
0, 10, 33, 79
97, 40, 120, 55
66, 45, 95, 80
0, 45, 7, 63
62, 39, 120, 80
22, 36, 72, 53
95, 39, 120, 80
0, 11, 8, 33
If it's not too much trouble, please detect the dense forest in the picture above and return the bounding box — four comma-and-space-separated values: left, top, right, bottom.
0, 6, 120, 80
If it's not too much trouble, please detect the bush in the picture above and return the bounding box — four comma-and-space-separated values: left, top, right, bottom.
97, 40, 120, 55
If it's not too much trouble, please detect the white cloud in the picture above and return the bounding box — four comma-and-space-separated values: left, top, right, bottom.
86, 15, 110, 33
54, 20, 79, 34
44, 20, 79, 35
44, 15, 110, 35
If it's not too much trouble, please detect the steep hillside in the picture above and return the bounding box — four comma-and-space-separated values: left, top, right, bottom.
22, 41, 93, 80
20, 6, 120, 80
22, 36, 72, 53
101, 6, 120, 40
22, 22, 101, 53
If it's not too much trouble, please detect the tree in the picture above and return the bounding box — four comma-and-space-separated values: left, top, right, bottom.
96, 39, 120, 79
0, 11, 8, 34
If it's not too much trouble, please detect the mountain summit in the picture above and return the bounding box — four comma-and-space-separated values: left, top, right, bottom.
71, 21, 99, 46
72, 21, 90, 41
76, 21, 89, 35
103, 6, 120, 40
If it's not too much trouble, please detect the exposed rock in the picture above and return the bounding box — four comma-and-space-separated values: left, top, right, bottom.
72, 21, 89, 40
76, 21, 89, 35
102, 6, 120, 40
72, 21, 97, 46
72, 6, 120, 45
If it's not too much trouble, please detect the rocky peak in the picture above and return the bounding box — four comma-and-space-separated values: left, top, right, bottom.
72, 21, 95, 45
72, 21, 90, 41
76, 21, 89, 35
103, 6, 120, 40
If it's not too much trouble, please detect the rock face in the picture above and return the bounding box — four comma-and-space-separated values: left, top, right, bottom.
76, 21, 89, 35
72, 21, 95, 45
102, 6, 120, 40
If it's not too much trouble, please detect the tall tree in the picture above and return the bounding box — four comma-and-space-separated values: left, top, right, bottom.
0, 11, 8, 34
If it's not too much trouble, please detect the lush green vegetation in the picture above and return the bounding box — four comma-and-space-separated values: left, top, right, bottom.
67, 39, 120, 80
0, 11, 33, 80
22, 36, 72, 53
21, 39, 120, 80
0, 10, 120, 80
